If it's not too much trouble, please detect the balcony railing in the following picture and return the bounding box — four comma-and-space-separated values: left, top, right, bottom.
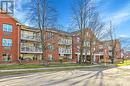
21, 34, 41, 41
21, 47, 42, 53
58, 40, 72, 45
59, 49, 72, 54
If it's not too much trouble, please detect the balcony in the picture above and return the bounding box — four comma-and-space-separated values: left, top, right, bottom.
21, 34, 41, 42
58, 39, 72, 45
21, 47, 42, 53
108, 46, 112, 50
59, 48, 72, 54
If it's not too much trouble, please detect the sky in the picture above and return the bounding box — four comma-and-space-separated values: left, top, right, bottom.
97, 0, 130, 39
0, 0, 130, 49
1, 0, 130, 39
0, 0, 130, 50
0, 0, 130, 38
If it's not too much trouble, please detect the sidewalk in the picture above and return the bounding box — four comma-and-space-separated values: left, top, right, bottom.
0, 64, 105, 72
119, 65, 130, 69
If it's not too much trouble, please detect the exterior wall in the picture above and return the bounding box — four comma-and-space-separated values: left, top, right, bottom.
72, 29, 122, 63
95, 40, 121, 63
72, 29, 96, 62
72, 34, 80, 62
44, 30, 72, 62
19, 27, 73, 62
20, 26, 42, 61
124, 51, 130, 58
114, 40, 121, 59
0, 13, 19, 62
44, 30, 59, 61
58, 34, 72, 61
0, 14, 122, 64
104, 40, 121, 59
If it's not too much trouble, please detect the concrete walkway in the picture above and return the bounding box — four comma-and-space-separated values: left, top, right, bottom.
0, 65, 130, 86
119, 66, 130, 69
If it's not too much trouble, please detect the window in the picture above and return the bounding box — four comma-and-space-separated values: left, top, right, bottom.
48, 44, 54, 50
3, 24, 13, 32
59, 48, 62, 53
48, 54, 53, 61
77, 37, 80, 42
2, 39, 12, 47
48, 32, 54, 39
77, 46, 80, 52
3, 54, 11, 62
86, 32, 89, 37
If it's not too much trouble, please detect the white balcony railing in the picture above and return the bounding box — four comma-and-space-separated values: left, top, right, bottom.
21, 34, 41, 41
58, 39, 72, 45
21, 47, 42, 53
59, 48, 72, 54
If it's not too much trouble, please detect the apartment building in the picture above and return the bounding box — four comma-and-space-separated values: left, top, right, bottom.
0, 13, 121, 64
93, 39, 121, 63
20, 25, 42, 61
72, 29, 96, 62
72, 28, 121, 63
0, 13, 20, 63
20, 27, 73, 62
104, 40, 121, 60
44, 29, 72, 62
94, 41, 109, 63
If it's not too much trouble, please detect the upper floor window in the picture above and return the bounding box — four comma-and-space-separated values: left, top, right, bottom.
3, 24, 13, 32
48, 32, 54, 39
77, 37, 80, 42
48, 44, 54, 50
2, 38, 12, 47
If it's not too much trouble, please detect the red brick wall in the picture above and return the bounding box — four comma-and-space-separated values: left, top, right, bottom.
0, 14, 20, 62
44, 31, 59, 61
72, 35, 79, 60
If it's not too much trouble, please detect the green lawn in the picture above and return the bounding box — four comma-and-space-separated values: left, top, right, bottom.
0, 64, 44, 70
0, 65, 106, 77
116, 60, 130, 67
0, 63, 91, 70
0, 63, 100, 77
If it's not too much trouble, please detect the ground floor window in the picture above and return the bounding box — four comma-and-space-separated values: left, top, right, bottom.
48, 54, 54, 61
2, 54, 12, 62
20, 54, 42, 61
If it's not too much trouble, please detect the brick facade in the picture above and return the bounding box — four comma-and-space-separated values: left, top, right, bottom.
0, 13, 122, 64
0, 13, 20, 63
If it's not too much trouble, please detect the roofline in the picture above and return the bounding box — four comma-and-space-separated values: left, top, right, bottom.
0, 9, 21, 23
21, 25, 72, 36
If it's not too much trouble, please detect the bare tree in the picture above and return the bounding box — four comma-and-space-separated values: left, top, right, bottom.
88, 12, 109, 64
71, 0, 106, 64
29, 0, 58, 65
119, 37, 130, 63
108, 21, 118, 64
71, 0, 96, 64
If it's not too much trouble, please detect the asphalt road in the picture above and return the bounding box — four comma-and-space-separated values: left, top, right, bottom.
0, 66, 130, 86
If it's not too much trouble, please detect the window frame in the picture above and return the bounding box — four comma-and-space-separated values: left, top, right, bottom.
2, 23, 13, 32
2, 38, 13, 47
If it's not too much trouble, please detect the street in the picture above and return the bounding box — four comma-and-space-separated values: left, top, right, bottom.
0, 66, 130, 86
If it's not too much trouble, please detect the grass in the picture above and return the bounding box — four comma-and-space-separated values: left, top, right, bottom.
0, 67, 87, 76
0, 65, 106, 77
116, 60, 130, 67
0, 63, 91, 70
48, 63, 91, 67
0, 64, 44, 70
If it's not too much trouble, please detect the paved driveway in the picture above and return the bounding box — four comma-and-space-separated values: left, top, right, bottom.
0, 66, 130, 86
